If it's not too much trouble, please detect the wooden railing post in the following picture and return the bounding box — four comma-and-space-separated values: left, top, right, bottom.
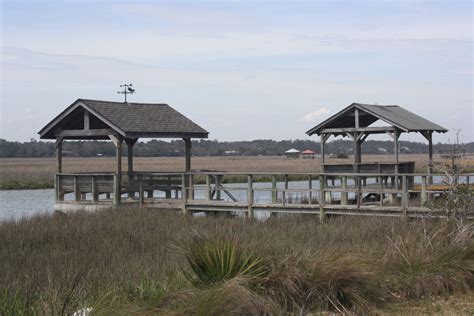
341, 176, 348, 206
147, 175, 154, 198
247, 175, 254, 219
379, 175, 384, 207
319, 175, 325, 222
216, 175, 222, 200
181, 174, 188, 214
206, 175, 211, 201
271, 175, 277, 204
282, 174, 288, 205
113, 174, 120, 205
401, 175, 408, 218
74, 175, 80, 202
189, 174, 195, 200
165, 176, 172, 198
421, 175, 427, 205
92, 176, 98, 202
54, 175, 59, 202
308, 175, 313, 204
139, 174, 144, 207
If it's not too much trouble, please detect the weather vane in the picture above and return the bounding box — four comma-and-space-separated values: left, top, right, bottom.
117, 83, 135, 102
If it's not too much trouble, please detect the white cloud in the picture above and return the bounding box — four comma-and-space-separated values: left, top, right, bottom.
302, 108, 330, 123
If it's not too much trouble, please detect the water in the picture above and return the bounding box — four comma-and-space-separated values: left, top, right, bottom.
0, 189, 56, 221
0, 180, 320, 222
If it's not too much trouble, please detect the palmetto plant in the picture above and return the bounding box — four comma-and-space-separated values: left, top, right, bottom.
180, 234, 269, 287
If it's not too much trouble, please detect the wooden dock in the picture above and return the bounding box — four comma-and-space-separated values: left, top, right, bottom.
54, 171, 474, 219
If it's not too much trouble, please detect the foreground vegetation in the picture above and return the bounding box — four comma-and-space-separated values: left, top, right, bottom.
1, 209, 473, 315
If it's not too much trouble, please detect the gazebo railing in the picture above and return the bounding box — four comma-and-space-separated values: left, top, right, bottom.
55, 171, 474, 218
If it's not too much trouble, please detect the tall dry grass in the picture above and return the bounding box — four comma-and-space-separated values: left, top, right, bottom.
1, 154, 462, 189
1, 209, 473, 314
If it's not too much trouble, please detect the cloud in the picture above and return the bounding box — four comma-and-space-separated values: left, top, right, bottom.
302, 108, 330, 123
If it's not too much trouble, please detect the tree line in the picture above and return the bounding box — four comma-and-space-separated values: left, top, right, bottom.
0, 138, 472, 158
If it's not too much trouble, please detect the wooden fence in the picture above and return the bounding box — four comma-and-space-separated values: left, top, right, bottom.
55, 172, 473, 219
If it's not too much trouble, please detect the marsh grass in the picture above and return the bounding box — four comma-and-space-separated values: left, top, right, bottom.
1, 209, 473, 314
1, 154, 459, 189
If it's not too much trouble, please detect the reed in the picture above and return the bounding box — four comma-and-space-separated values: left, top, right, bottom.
0, 209, 472, 314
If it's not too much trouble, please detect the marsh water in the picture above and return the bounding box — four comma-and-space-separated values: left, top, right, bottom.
0, 180, 327, 222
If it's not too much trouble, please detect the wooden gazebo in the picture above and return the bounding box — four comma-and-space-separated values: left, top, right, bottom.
306, 103, 448, 174
39, 99, 208, 204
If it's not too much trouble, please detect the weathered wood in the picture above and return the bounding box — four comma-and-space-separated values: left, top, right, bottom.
319, 175, 325, 222
283, 174, 289, 205
271, 175, 277, 204
181, 174, 188, 214
189, 174, 195, 200
74, 176, 80, 202
92, 176, 98, 202
114, 138, 123, 204
355, 108, 359, 128
308, 175, 313, 204
84, 110, 90, 130
206, 175, 211, 201
321, 126, 395, 134
247, 175, 254, 219
341, 176, 348, 205
184, 138, 192, 172
56, 137, 63, 173
401, 175, 408, 217
57, 129, 116, 137
421, 175, 427, 204
139, 175, 144, 206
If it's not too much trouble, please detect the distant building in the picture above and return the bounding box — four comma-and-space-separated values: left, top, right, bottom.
377, 147, 388, 154
301, 149, 316, 159
223, 150, 239, 156
285, 148, 300, 159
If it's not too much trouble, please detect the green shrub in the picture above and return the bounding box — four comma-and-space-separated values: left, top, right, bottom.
180, 234, 269, 287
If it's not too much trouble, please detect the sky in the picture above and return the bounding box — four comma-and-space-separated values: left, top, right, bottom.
1, 0, 473, 143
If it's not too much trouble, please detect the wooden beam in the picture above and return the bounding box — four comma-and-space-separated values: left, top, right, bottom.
394, 130, 400, 163
321, 127, 395, 134
355, 108, 359, 128
56, 137, 63, 173
184, 138, 192, 172
125, 138, 137, 173
84, 110, 90, 130
56, 129, 116, 137
115, 138, 123, 204
320, 134, 326, 164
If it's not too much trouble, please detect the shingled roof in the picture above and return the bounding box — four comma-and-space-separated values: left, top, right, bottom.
39, 99, 209, 139
306, 103, 448, 136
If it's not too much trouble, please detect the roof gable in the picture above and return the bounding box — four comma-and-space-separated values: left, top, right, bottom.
306, 103, 448, 135
39, 99, 209, 139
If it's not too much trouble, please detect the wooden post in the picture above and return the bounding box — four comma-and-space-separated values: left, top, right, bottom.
92, 176, 98, 202
56, 137, 63, 173
271, 175, 277, 204
216, 175, 222, 200
84, 110, 90, 130
184, 138, 192, 172
247, 175, 254, 219
189, 174, 195, 200
341, 176, 348, 206
74, 176, 80, 202
114, 138, 123, 204
320, 134, 325, 164
55, 175, 60, 202
308, 175, 313, 204
319, 175, 325, 222
402, 175, 408, 218
139, 174, 144, 206
282, 174, 288, 205
421, 175, 427, 205
427, 131, 433, 181
166, 176, 172, 198
181, 174, 188, 214
147, 174, 154, 198
206, 175, 211, 201
379, 175, 384, 206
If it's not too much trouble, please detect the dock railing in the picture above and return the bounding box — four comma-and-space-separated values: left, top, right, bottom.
55, 171, 473, 219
